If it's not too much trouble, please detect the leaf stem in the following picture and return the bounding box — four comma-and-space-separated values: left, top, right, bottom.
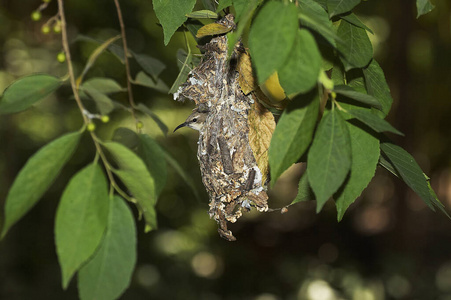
57, 0, 89, 125
113, 0, 138, 123
57, 0, 133, 203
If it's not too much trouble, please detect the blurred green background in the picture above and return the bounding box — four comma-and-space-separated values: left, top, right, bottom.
1, 0, 451, 299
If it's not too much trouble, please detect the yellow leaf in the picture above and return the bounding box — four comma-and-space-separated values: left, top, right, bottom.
260, 71, 286, 102
254, 87, 288, 111
196, 23, 233, 38
248, 100, 276, 185
237, 51, 257, 95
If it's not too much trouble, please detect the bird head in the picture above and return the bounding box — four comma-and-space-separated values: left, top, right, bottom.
173, 110, 208, 132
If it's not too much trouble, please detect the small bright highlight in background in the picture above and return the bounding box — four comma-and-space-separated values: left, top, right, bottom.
191, 251, 222, 278
136, 264, 161, 288
305, 280, 337, 300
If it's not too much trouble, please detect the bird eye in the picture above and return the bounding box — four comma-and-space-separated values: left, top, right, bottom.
192, 118, 198, 122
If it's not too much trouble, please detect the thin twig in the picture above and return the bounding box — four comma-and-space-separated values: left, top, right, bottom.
57, 0, 134, 203
57, 0, 89, 124
113, 0, 137, 121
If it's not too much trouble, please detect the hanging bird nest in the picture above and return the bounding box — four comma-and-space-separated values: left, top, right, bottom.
174, 15, 276, 241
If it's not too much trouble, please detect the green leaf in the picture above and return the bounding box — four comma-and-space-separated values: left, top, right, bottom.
292, 172, 315, 204
1, 131, 81, 239
298, 0, 338, 47
79, 35, 121, 83
55, 164, 109, 289
307, 109, 352, 212
132, 71, 169, 93
337, 20, 373, 71
249, 1, 298, 83
416, 0, 435, 18
233, 0, 253, 20
334, 85, 381, 109
76, 35, 126, 63
138, 134, 167, 198
202, 0, 217, 11
313, 0, 327, 8
335, 121, 379, 221
163, 149, 201, 202
341, 13, 373, 34
380, 142, 435, 210
185, 19, 205, 40
83, 87, 116, 115
428, 181, 450, 218
78, 196, 137, 300
279, 29, 322, 96
345, 109, 403, 135
216, 0, 232, 12
379, 152, 448, 217
134, 103, 169, 136
346, 68, 367, 93
81, 78, 124, 94
269, 91, 319, 186
327, 0, 360, 18
152, 0, 197, 45
378, 154, 400, 178
186, 10, 218, 19
331, 63, 345, 85
102, 142, 157, 232
112, 127, 140, 150
133, 53, 166, 80
0, 74, 62, 114
363, 59, 393, 117
227, 0, 258, 57
170, 49, 195, 94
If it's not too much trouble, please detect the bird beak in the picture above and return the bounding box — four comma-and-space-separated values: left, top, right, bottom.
173, 122, 187, 133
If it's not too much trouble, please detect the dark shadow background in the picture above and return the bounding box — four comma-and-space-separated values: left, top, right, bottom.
0, 0, 451, 299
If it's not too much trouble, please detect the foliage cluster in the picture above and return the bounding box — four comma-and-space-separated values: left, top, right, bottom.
0, 0, 443, 299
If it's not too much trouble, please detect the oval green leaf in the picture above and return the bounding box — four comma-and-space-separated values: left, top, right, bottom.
298, 0, 338, 47
112, 128, 168, 198
138, 134, 167, 198
102, 142, 157, 232
83, 88, 116, 115
133, 53, 166, 80
186, 10, 218, 19
341, 13, 373, 34
363, 59, 393, 117
55, 163, 109, 289
78, 196, 137, 300
334, 85, 382, 109
269, 91, 319, 186
416, 0, 435, 18
81, 78, 125, 94
216, 0, 232, 12
380, 142, 434, 210
292, 172, 315, 204
249, 1, 298, 83
1, 131, 82, 239
337, 20, 373, 71
132, 71, 169, 93
307, 109, 352, 212
0, 74, 62, 114
279, 29, 322, 96
346, 109, 404, 135
327, 0, 361, 18
335, 121, 379, 221
153, 0, 197, 45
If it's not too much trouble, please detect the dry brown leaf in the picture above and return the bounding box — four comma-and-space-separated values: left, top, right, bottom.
237, 51, 257, 95
196, 23, 233, 38
248, 100, 276, 185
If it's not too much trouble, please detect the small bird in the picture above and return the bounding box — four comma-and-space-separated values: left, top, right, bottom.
173, 110, 208, 132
